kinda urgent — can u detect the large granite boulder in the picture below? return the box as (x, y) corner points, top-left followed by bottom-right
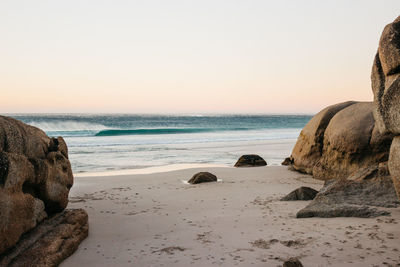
(0, 116), (74, 255)
(290, 102), (391, 180)
(234, 154), (267, 167)
(290, 101), (356, 174)
(0, 209), (88, 267)
(371, 15), (400, 200)
(313, 102), (391, 180)
(372, 15), (400, 135)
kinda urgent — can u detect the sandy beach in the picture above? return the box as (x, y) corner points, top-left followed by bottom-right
(62, 166), (400, 267)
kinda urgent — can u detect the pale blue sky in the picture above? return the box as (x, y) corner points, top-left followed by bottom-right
(1, 1), (399, 113)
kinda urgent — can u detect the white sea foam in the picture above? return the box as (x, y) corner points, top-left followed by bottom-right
(27, 121), (109, 133)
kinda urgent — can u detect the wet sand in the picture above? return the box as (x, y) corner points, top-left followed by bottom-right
(62, 166), (400, 267)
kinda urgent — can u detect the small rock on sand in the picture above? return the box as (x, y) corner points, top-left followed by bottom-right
(234, 154), (267, 167)
(281, 186), (318, 201)
(283, 257), (304, 267)
(188, 172), (217, 184)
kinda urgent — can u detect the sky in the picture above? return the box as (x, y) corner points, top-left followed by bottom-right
(1, 1), (400, 114)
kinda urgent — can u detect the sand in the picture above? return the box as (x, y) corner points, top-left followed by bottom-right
(62, 166), (400, 267)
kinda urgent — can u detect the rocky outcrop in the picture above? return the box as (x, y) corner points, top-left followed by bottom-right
(188, 172), (217, 184)
(297, 167), (399, 218)
(313, 102), (391, 180)
(290, 101), (356, 174)
(290, 102), (391, 180)
(281, 187), (318, 201)
(0, 115), (85, 264)
(234, 155), (267, 167)
(372, 16), (400, 135)
(0, 209), (88, 267)
(371, 16), (400, 200)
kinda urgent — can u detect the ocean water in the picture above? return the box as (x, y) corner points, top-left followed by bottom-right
(10, 114), (311, 174)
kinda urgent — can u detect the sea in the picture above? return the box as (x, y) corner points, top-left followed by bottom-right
(9, 114), (312, 174)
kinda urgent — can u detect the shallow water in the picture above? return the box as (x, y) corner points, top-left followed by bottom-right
(9, 114), (311, 173)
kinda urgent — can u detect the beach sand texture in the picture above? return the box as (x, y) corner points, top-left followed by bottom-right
(62, 166), (400, 267)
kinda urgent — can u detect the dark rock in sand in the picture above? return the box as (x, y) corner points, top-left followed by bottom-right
(0, 209), (88, 267)
(0, 116), (74, 254)
(281, 186), (318, 201)
(188, 172), (217, 184)
(290, 101), (356, 174)
(297, 167), (399, 218)
(234, 154), (267, 167)
(281, 157), (293, 166)
(283, 258), (304, 267)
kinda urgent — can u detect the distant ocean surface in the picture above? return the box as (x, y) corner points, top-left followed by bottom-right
(10, 114), (312, 174)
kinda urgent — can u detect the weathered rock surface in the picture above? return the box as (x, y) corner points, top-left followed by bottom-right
(372, 15), (400, 135)
(289, 102), (391, 181)
(290, 101), (356, 174)
(234, 154), (267, 167)
(313, 102), (391, 180)
(0, 209), (88, 267)
(281, 186), (318, 201)
(0, 116), (75, 255)
(283, 258), (304, 267)
(371, 16), (400, 201)
(297, 167), (399, 218)
(188, 172), (217, 184)
(389, 136), (400, 199)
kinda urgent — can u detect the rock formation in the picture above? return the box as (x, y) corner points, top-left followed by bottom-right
(297, 166), (398, 218)
(0, 209), (88, 267)
(371, 15), (400, 199)
(188, 172), (217, 184)
(234, 154), (267, 167)
(0, 116), (87, 264)
(288, 16), (400, 217)
(290, 101), (356, 174)
(290, 102), (392, 180)
(281, 186), (318, 201)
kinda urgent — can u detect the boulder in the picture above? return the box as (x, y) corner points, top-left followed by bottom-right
(234, 154), (267, 167)
(0, 116), (74, 254)
(389, 136), (400, 199)
(188, 172), (217, 184)
(372, 16), (400, 134)
(283, 258), (304, 267)
(290, 101), (356, 174)
(297, 167), (399, 218)
(281, 186), (318, 201)
(290, 102), (391, 181)
(371, 16), (400, 202)
(313, 102), (391, 180)
(0, 209), (88, 267)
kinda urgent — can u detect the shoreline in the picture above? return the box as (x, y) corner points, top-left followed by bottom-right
(63, 166), (400, 267)
(74, 163), (230, 177)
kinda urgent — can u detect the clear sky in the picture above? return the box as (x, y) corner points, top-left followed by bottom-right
(1, 1), (399, 114)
